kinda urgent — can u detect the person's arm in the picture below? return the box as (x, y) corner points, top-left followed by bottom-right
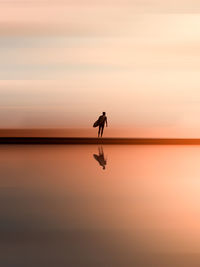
(106, 117), (108, 127)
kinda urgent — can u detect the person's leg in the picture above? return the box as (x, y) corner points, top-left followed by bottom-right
(98, 126), (101, 137)
(101, 125), (104, 137)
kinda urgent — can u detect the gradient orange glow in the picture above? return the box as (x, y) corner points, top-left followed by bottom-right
(1, 1), (200, 137)
(2, 144), (200, 261)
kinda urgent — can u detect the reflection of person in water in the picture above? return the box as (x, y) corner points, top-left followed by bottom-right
(93, 146), (107, 170)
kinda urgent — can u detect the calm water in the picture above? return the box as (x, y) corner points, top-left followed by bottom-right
(1, 145), (200, 266)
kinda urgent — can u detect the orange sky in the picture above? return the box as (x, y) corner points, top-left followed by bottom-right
(1, 1), (200, 137)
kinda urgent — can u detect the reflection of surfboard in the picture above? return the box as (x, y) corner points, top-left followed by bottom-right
(93, 120), (99, 128)
(93, 154), (99, 160)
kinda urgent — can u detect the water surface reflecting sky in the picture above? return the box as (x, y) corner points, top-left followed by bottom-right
(1, 145), (200, 266)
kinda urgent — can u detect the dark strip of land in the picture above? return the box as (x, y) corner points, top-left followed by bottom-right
(1, 137), (200, 145)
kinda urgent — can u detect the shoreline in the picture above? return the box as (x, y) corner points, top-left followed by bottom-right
(1, 137), (200, 144)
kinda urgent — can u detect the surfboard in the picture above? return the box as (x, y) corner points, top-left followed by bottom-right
(93, 120), (99, 128)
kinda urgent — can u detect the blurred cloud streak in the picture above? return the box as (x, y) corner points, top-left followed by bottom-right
(0, 1), (200, 136)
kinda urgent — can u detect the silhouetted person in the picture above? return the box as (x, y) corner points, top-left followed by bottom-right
(93, 146), (107, 170)
(97, 112), (108, 137)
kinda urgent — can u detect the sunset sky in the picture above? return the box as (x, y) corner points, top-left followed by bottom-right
(1, 0), (200, 137)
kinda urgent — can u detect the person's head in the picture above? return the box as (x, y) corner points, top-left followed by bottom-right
(102, 112), (106, 116)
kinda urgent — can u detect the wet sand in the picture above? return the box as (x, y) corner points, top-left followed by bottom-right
(2, 144), (200, 267)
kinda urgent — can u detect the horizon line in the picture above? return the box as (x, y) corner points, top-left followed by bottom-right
(1, 137), (200, 145)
